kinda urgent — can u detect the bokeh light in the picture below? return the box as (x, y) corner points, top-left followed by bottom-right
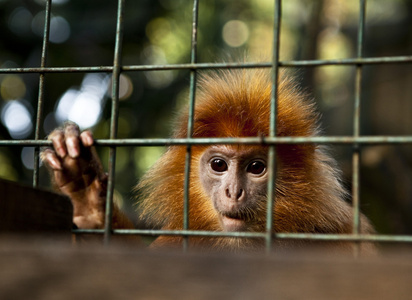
(21, 147), (34, 170)
(141, 45), (175, 88)
(49, 16), (71, 44)
(108, 74), (133, 100)
(0, 152), (17, 181)
(55, 74), (110, 129)
(1, 100), (33, 139)
(1, 75), (26, 101)
(31, 11), (46, 37)
(8, 7), (33, 36)
(222, 20), (249, 48)
(32, 12), (71, 44)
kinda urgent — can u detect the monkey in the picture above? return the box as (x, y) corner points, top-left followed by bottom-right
(41, 67), (376, 253)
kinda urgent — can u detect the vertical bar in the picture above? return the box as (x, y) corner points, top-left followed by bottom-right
(266, 0), (282, 254)
(33, 0), (52, 187)
(104, 0), (125, 245)
(352, 0), (367, 255)
(182, 0), (199, 252)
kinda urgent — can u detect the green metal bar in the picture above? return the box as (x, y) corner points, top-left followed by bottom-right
(104, 0), (125, 246)
(351, 0), (367, 257)
(74, 228), (267, 238)
(182, 0), (199, 252)
(33, 0), (52, 187)
(0, 66), (113, 74)
(2, 55), (412, 74)
(1, 135), (412, 147)
(266, 0), (282, 254)
(90, 136), (412, 146)
(72, 228), (412, 244)
(124, 56), (412, 68)
(276, 233), (412, 243)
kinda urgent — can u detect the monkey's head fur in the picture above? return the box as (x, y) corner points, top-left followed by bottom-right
(136, 68), (374, 252)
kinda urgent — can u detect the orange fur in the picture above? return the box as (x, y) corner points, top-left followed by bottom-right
(136, 68), (375, 252)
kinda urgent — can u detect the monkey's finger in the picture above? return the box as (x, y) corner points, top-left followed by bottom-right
(41, 149), (62, 170)
(63, 123), (82, 158)
(48, 129), (67, 158)
(80, 130), (94, 147)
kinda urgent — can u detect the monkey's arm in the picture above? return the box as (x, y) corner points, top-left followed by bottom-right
(41, 122), (134, 230)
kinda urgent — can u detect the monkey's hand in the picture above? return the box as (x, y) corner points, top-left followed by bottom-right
(41, 121), (107, 229)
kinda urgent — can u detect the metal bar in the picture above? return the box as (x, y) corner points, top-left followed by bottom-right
(91, 136), (412, 145)
(2, 55), (412, 74)
(91, 136), (412, 146)
(1, 135), (412, 147)
(276, 233), (412, 243)
(72, 228), (412, 244)
(126, 56), (412, 68)
(0, 66), (114, 74)
(33, 0), (52, 187)
(351, 0), (367, 257)
(74, 228), (267, 238)
(182, 0), (200, 252)
(265, 0), (282, 254)
(103, 0), (125, 246)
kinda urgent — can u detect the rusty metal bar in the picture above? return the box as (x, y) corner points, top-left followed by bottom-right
(72, 228), (412, 245)
(2, 55), (412, 74)
(33, 0), (52, 187)
(351, 0), (367, 256)
(103, 0), (125, 246)
(181, 0), (200, 252)
(266, 0), (282, 254)
(1, 135), (412, 147)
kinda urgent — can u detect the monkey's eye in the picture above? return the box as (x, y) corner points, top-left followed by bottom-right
(210, 159), (228, 172)
(247, 161), (266, 175)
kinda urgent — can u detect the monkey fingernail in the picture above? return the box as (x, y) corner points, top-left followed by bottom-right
(51, 134), (67, 158)
(84, 137), (93, 147)
(56, 146), (67, 158)
(49, 156), (62, 170)
(68, 147), (79, 158)
(66, 139), (80, 158)
(81, 132), (94, 147)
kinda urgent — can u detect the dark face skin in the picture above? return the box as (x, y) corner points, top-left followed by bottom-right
(199, 145), (268, 232)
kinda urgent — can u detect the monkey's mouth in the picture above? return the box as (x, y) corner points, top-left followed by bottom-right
(221, 211), (245, 220)
(219, 211), (249, 232)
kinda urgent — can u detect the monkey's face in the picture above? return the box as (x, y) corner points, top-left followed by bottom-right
(199, 145), (268, 232)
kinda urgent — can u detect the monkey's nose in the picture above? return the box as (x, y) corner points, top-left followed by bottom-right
(226, 188), (243, 201)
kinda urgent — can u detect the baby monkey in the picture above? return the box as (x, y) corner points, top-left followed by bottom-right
(42, 68), (375, 252)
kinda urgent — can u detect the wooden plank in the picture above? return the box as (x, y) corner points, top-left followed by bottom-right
(0, 241), (411, 300)
(0, 179), (73, 233)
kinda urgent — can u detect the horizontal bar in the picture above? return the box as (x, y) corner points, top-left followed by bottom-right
(74, 228), (267, 239)
(276, 233), (412, 244)
(1, 55), (412, 74)
(0, 140), (52, 146)
(279, 55), (412, 67)
(2, 136), (412, 147)
(72, 228), (412, 244)
(0, 66), (114, 74)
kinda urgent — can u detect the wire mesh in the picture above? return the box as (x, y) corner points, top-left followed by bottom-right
(1, 0), (412, 251)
